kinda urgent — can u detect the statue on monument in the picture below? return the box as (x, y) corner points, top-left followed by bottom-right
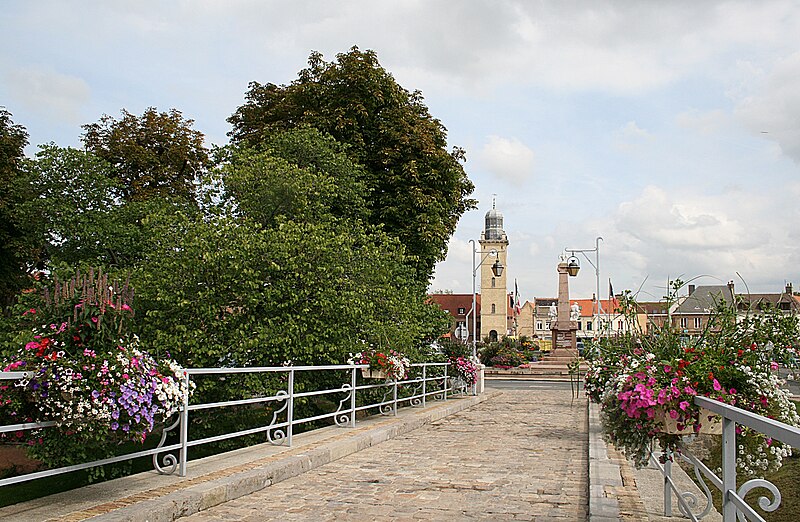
(548, 303), (557, 321)
(570, 302), (580, 321)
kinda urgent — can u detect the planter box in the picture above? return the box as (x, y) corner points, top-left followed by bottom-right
(361, 368), (388, 380)
(660, 407), (722, 435)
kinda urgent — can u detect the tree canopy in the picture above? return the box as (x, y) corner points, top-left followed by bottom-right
(82, 107), (209, 203)
(1, 49), (460, 379)
(0, 108), (33, 309)
(228, 47), (475, 279)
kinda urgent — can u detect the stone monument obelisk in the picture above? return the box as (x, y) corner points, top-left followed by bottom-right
(550, 257), (579, 357)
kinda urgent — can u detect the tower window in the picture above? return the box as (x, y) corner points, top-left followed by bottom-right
(491, 304), (496, 314)
(491, 278), (496, 288)
(458, 307), (465, 314)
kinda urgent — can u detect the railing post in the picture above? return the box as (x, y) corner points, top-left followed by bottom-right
(179, 370), (190, 477)
(721, 416), (737, 521)
(663, 448), (672, 516)
(443, 364), (448, 401)
(350, 367), (357, 428)
(287, 369), (295, 446)
(422, 364), (427, 407)
(393, 378), (398, 416)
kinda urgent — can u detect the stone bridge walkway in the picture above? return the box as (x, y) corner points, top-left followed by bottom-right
(184, 389), (588, 521)
(0, 386), (712, 521)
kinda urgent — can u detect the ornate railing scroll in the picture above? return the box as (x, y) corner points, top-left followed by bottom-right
(334, 384), (353, 426)
(655, 396), (800, 521)
(266, 390), (290, 445)
(152, 414), (182, 475)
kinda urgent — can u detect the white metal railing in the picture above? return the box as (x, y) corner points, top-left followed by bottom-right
(653, 396), (800, 521)
(0, 362), (470, 488)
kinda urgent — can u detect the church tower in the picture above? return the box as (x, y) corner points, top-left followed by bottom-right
(479, 198), (509, 342)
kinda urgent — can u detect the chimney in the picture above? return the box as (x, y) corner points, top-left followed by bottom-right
(787, 282), (793, 295)
(688, 284), (695, 295)
(727, 281), (735, 296)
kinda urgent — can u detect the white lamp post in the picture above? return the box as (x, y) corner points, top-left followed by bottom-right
(565, 236), (604, 337)
(468, 239), (504, 359)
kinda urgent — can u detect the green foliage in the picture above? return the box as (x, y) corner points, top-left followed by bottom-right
(436, 338), (472, 360)
(82, 107), (209, 203)
(217, 137), (367, 228)
(0, 108), (33, 310)
(133, 211), (449, 381)
(228, 47), (475, 279)
(17, 145), (122, 267)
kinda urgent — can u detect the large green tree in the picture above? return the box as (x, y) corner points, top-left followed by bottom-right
(0, 108), (34, 309)
(228, 47), (475, 280)
(82, 107), (209, 203)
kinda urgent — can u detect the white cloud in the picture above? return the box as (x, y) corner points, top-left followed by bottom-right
(676, 109), (729, 134)
(607, 185), (800, 293)
(613, 121), (653, 151)
(5, 66), (90, 124)
(479, 135), (535, 183)
(734, 51), (800, 163)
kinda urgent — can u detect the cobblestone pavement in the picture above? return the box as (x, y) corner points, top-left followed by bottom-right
(182, 390), (589, 521)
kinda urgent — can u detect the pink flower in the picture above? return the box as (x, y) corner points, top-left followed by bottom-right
(770, 361), (779, 370)
(712, 379), (722, 392)
(664, 365), (672, 373)
(669, 409), (679, 419)
(679, 401), (690, 411)
(121, 304), (132, 312)
(729, 388), (737, 395)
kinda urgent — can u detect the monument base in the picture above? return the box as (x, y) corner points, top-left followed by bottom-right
(551, 326), (578, 357)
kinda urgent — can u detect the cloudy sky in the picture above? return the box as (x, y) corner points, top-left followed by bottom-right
(3, 1), (800, 302)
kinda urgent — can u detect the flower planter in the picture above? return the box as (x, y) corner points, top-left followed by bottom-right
(361, 368), (389, 380)
(659, 407), (722, 435)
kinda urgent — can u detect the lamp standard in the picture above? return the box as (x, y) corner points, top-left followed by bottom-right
(468, 239), (504, 359)
(564, 236), (603, 337)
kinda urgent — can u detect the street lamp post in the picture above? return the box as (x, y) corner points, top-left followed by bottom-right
(469, 239), (504, 360)
(564, 236), (604, 337)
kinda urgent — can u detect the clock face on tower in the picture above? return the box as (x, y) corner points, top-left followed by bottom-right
(489, 249), (497, 257)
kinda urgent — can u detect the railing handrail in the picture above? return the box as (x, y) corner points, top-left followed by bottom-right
(185, 362), (449, 375)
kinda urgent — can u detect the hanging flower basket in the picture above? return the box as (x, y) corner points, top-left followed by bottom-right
(348, 348), (410, 381)
(658, 407), (722, 435)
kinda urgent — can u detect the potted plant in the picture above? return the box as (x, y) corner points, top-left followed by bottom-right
(585, 284), (800, 476)
(348, 349), (410, 380)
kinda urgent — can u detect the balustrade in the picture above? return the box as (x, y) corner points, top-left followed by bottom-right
(0, 362), (465, 487)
